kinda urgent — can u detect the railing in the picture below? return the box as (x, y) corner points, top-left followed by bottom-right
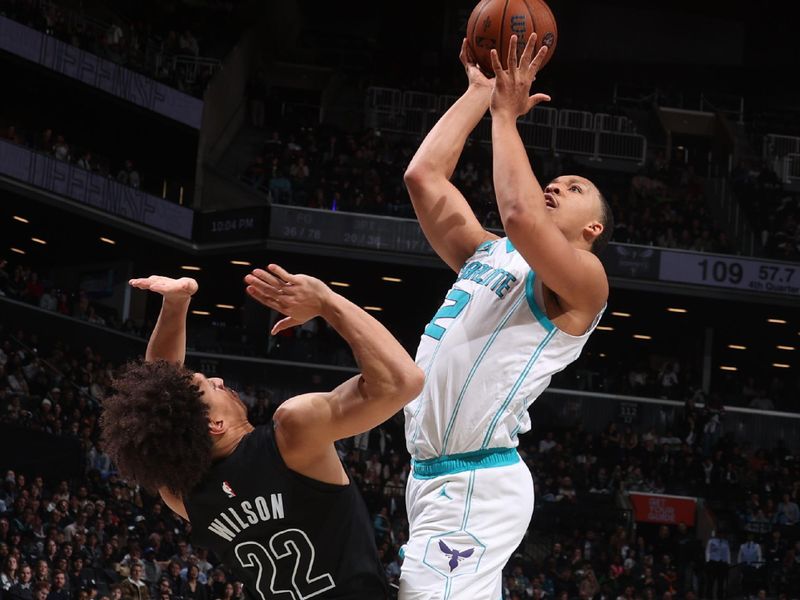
(594, 112), (637, 134)
(763, 133), (800, 159)
(40, 0), (114, 43)
(557, 109), (594, 130)
(365, 87), (647, 164)
(537, 388), (800, 452)
(762, 135), (800, 184)
(780, 153), (800, 184)
(612, 83), (745, 124)
(155, 53), (222, 89)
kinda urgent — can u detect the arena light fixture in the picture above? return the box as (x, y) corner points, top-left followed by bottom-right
(599, 353), (607, 358)
(215, 304), (235, 310)
(611, 312), (631, 317)
(181, 265), (202, 271)
(596, 326), (614, 331)
(31, 237), (47, 245)
(767, 318), (787, 324)
(667, 308), (687, 313)
(363, 306), (383, 312)
(230, 260), (251, 266)
(728, 344), (747, 350)
(10, 247), (25, 255)
(191, 310), (211, 316)
(12, 215), (29, 223)
(100, 237), (116, 245)
(633, 334), (652, 340)
(719, 366), (737, 372)
(329, 282), (351, 288)
(382, 277), (403, 283)
(772, 363), (791, 369)
(777, 345), (795, 351)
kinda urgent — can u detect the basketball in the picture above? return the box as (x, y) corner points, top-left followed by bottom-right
(466, 0), (558, 75)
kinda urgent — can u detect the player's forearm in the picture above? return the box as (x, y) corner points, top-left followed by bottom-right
(145, 297), (190, 364)
(491, 114), (547, 228)
(320, 293), (423, 403)
(405, 85), (491, 181)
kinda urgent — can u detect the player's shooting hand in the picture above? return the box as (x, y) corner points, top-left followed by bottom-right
(489, 33), (551, 119)
(244, 264), (334, 335)
(460, 38), (493, 90)
(129, 276), (198, 301)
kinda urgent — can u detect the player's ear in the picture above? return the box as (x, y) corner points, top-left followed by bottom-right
(583, 221), (603, 245)
(208, 419), (226, 436)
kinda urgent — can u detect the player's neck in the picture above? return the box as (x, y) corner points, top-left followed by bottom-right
(211, 420), (255, 460)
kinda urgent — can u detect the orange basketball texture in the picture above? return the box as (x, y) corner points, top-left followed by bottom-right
(466, 0), (558, 76)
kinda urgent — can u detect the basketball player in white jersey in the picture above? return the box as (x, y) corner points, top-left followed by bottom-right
(398, 34), (612, 599)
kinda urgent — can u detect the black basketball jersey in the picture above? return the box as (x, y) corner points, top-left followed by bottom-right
(184, 423), (388, 600)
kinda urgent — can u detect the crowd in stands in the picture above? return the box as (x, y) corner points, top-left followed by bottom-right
(730, 161), (800, 261)
(0, 121), (181, 205)
(505, 414), (800, 600)
(240, 127), (416, 220)
(1, 319), (800, 599)
(0, 260), (145, 338)
(608, 154), (733, 255)
(238, 124), (734, 255)
(0, 0), (239, 96)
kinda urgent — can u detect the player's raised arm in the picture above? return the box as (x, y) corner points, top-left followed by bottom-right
(403, 39), (499, 272)
(245, 266), (424, 447)
(129, 276), (198, 364)
(488, 35), (608, 316)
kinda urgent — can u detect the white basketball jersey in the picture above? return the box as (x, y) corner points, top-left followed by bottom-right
(404, 238), (604, 460)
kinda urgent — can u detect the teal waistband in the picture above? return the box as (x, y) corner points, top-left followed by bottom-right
(411, 447), (520, 479)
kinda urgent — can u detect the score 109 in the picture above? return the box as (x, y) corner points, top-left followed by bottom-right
(697, 258), (796, 286)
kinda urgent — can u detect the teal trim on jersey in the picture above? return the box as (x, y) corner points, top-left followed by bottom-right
(474, 240), (496, 255)
(506, 238), (516, 253)
(509, 402), (529, 439)
(409, 324), (454, 450)
(460, 470), (477, 530)
(410, 287), (463, 449)
(398, 546), (406, 560)
(481, 328), (557, 448)
(525, 271), (556, 333)
(444, 578), (452, 600)
(411, 448), (520, 479)
(440, 293), (526, 453)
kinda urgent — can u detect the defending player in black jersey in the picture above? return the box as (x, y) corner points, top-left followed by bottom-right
(100, 265), (424, 600)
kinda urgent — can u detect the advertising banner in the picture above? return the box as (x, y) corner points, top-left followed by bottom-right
(629, 492), (697, 526)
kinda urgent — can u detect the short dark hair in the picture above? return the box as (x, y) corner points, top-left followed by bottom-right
(101, 360), (213, 497)
(592, 190), (614, 255)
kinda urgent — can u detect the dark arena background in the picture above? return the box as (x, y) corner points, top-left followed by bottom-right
(1, 0), (799, 599)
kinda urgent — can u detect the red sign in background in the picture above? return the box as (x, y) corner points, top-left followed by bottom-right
(629, 492), (697, 526)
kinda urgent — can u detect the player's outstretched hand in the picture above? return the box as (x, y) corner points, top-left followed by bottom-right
(489, 33), (551, 119)
(460, 37), (493, 89)
(244, 264), (334, 335)
(129, 275), (198, 300)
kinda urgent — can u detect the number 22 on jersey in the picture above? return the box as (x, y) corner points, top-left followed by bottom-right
(236, 529), (335, 599)
(424, 289), (472, 340)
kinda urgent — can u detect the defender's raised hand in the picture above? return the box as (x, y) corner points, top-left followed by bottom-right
(129, 276), (198, 300)
(489, 33), (551, 119)
(245, 264), (334, 334)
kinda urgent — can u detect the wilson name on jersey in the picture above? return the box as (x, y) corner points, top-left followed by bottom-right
(184, 423), (388, 600)
(405, 238), (603, 459)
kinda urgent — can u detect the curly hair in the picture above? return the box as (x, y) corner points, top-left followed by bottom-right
(100, 360), (213, 497)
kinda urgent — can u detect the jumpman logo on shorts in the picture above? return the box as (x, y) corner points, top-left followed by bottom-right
(438, 483), (453, 500)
